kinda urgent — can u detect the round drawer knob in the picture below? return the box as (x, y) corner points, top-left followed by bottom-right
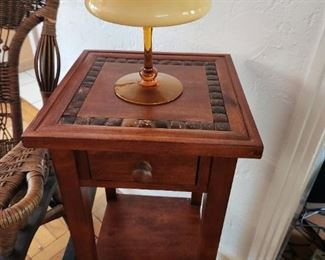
(132, 161), (152, 182)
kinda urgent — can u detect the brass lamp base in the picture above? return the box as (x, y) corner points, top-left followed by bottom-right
(114, 72), (183, 105)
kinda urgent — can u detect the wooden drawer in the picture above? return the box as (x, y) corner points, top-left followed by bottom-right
(87, 152), (198, 187)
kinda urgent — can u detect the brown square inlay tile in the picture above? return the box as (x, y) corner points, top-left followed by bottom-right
(61, 55), (231, 131)
(78, 62), (213, 122)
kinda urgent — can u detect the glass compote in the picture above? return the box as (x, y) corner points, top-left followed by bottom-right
(85, 0), (212, 105)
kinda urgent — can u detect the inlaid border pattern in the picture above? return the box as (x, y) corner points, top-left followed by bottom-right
(60, 56), (230, 131)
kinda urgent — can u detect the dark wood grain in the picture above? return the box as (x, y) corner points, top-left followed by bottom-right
(197, 156), (212, 192)
(74, 151), (90, 180)
(199, 157), (237, 259)
(79, 62), (213, 123)
(88, 151), (198, 186)
(97, 194), (201, 259)
(191, 157), (211, 206)
(50, 150), (97, 260)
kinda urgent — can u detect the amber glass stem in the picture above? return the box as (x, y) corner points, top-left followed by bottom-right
(140, 26), (157, 87)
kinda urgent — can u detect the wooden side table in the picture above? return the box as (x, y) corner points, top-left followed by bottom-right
(23, 51), (263, 260)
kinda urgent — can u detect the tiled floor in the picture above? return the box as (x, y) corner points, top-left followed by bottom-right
(19, 69), (43, 110)
(26, 188), (107, 260)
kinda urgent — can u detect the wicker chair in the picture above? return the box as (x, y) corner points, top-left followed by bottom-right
(0, 0), (61, 258)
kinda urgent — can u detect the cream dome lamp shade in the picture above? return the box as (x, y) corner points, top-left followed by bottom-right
(85, 0), (212, 105)
(85, 0), (212, 27)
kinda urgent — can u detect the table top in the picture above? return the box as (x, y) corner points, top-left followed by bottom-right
(22, 50), (263, 158)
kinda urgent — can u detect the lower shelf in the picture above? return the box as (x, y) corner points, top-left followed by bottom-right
(97, 194), (201, 259)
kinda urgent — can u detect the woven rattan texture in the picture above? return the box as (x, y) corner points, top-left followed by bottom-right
(0, 0), (45, 157)
(0, 0), (45, 29)
(0, 0), (60, 257)
(0, 0), (45, 62)
(61, 56), (231, 131)
(0, 0), (59, 157)
(0, 142), (46, 256)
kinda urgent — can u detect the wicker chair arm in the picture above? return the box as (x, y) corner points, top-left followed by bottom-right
(0, 143), (46, 229)
(0, 171), (44, 229)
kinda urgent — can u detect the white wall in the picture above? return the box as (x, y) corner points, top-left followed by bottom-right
(57, 1), (325, 259)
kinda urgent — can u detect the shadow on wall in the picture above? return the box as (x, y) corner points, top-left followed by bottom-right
(218, 58), (305, 259)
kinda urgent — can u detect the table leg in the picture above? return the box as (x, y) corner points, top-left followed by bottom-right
(51, 150), (97, 260)
(105, 188), (117, 201)
(191, 192), (202, 206)
(199, 157), (237, 259)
